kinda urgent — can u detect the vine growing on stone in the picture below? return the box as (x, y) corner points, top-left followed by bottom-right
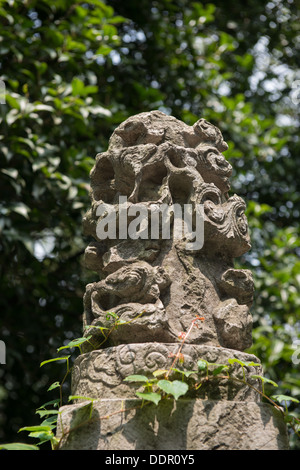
(0, 313), (299, 450)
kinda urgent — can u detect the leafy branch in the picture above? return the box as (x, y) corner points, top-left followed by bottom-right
(0, 310), (143, 450)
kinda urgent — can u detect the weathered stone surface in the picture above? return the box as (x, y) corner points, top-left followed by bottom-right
(57, 111), (289, 450)
(71, 343), (263, 402)
(57, 399), (289, 450)
(82, 110), (253, 352)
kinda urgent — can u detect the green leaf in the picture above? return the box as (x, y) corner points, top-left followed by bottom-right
(212, 365), (229, 376)
(57, 336), (92, 351)
(157, 380), (189, 400)
(35, 409), (59, 418)
(106, 311), (119, 321)
(1, 168), (18, 179)
(47, 381), (60, 391)
(10, 203), (30, 219)
(152, 369), (169, 378)
(83, 85), (98, 95)
(96, 45), (112, 56)
(227, 358), (244, 366)
(33, 104), (54, 113)
(37, 399), (60, 409)
(87, 104), (111, 116)
(271, 395), (300, 404)
(228, 358), (260, 367)
(68, 395), (95, 402)
(5, 93), (21, 110)
(40, 356), (70, 367)
(18, 425), (54, 433)
(28, 431), (54, 443)
(123, 375), (149, 383)
(136, 391), (161, 405)
(197, 359), (208, 371)
(243, 361), (261, 367)
(0, 443), (39, 450)
(84, 325), (109, 332)
(284, 414), (296, 424)
(18, 426), (55, 443)
(251, 375), (278, 387)
(40, 416), (58, 427)
(171, 368), (197, 378)
(71, 77), (84, 95)
(108, 15), (126, 24)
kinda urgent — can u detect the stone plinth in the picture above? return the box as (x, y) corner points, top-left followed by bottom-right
(57, 398), (289, 450)
(56, 343), (289, 450)
(71, 344), (262, 402)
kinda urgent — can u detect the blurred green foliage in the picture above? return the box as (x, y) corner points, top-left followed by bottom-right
(0, 0), (299, 448)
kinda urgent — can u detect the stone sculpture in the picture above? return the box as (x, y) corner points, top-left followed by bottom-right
(82, 110), (253, 352)
(57, 111), (289, 450)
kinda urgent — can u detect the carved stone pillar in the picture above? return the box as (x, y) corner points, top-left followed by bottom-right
(57, 111), (289, 450)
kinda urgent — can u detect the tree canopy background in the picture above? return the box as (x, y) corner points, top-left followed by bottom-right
(0, 0), (299, 448)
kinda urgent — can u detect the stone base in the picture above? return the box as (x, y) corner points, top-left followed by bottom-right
(71, 343), (264, 402)
(57, 343), (289, 450)
(56, 398), (289, 450)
